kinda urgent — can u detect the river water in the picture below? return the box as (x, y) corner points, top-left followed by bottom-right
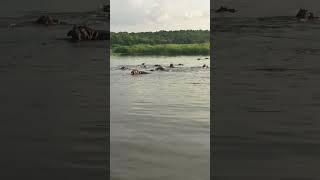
(111, 56), (210, 180)
(213, 1), (320, 179)
(0, 1), (109, 179)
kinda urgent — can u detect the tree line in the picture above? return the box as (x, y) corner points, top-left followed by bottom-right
(111, 30), (210, 47)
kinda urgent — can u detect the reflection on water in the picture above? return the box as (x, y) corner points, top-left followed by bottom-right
(213, 2), (320, 178)
(111, 56), (210, 180)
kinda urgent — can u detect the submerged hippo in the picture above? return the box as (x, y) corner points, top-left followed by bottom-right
(203, 64), (209, 68)
(120, 66), (128, 70)
(215, 6), (236, 13)
(169, 64), (175, 68)
(131, 69), (150, 75)
(67, 25), (109, 41)
(296, 9), (318, 20)
(35, 16), (60, 25)
(155, 65), (166, 71)
(140, 63), (147, 68)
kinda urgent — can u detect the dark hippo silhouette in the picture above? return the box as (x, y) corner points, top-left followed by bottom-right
(178, 63), (184, 66)
(140, 63), (147, 68)
(155, 65), (166, 71)
(296, 9), (308, 18)
(215, 6), (236, 13)
(131, 69), (150, 75)
(203, 64), (209, 68)
(120, 66), (128, 70)
(35, 16), (61, 25)
(169, 64), (175, 68)
(296, 9), (318, 20)
(67, 25), (109, 41)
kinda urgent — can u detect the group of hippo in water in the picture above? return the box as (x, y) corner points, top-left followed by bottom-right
(34, 4), (109, 41)
(215, 6), (319, 21)
(35, 15), (109, 41)
(120, 63), (209, 76)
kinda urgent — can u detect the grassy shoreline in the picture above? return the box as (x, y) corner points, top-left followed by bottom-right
(111, 30), (210, 56)
(111, 43), (210, 56)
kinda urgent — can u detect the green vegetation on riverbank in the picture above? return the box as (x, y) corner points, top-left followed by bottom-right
(111, 30), (210, 56)
(112, 43), (209, 56)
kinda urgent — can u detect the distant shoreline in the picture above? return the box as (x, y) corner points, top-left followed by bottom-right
(111, 43), (210, 56)
(111, 30), (210, 56)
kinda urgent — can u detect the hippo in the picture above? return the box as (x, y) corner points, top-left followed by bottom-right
(155, 65), (166, 71)
(131, 69), (150, 75)
(203, 64), (209, 68)
(140, 63), (146, 68)
(169, 64), (175, 68)
(215, 6), (236, 13)
(296, 9), (318, 20)
(67, 25), (109, 41)
(178, 63), (184, 66)
(120, 66), (128, 70)
(35, 16), (60, 25)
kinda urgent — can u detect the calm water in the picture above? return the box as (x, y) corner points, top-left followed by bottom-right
(1, 0), (107, 17)
(0, 2), (108, 179)
(213, 1), (320, 179)
(111, 56), (210, 180)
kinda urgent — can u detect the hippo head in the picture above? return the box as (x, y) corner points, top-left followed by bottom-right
(296, 8), (308, 18)
(131, 69), (139, 75)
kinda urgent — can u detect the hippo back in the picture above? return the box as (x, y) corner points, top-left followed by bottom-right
(296, 9), (308, 18)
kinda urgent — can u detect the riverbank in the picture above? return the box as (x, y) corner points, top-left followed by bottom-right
(111, 43), (210, 56)
(111, 30), (210, 56)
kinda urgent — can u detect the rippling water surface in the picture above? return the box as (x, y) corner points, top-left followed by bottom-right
(0, 6), (108, 179)
(213, 1), (320, 179)
(111, 56), (210, 180)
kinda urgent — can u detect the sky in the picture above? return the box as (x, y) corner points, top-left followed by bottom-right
(111, 0), (210, 32)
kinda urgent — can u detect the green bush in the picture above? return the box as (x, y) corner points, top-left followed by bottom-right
(113, 43), (210, 56)
(111, 30), (210, 47)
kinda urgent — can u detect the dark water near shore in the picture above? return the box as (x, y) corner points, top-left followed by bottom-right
(111, 56), (210, 180)
(213, 1), (320, 179)
(1, 0), (107, 17)
(0, 2), (108, 179)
